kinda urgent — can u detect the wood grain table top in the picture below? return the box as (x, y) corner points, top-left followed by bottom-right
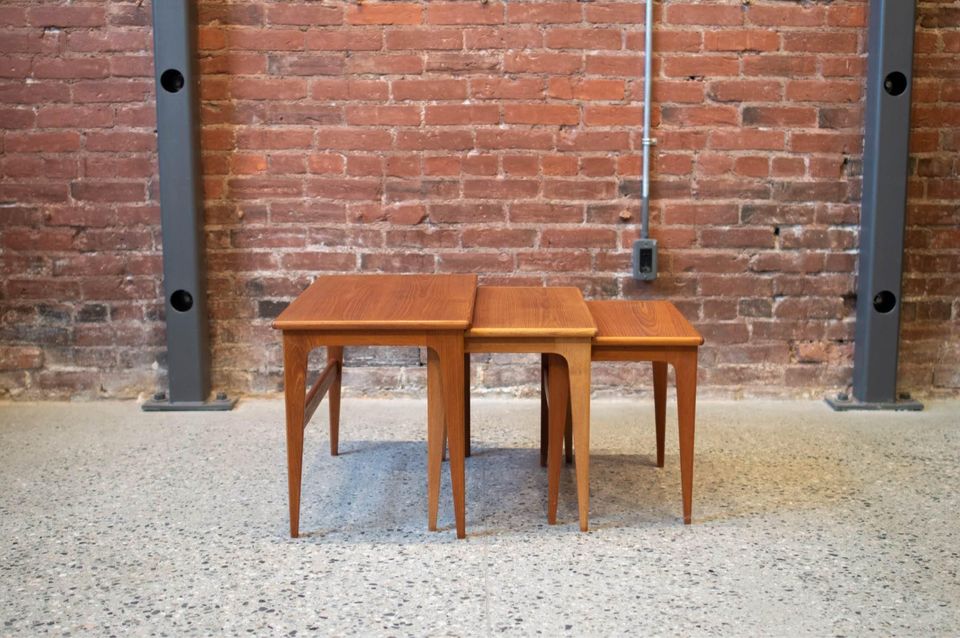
(467, 287), (597, 338)
(272, 274), (478, 331)
(587, 300), (703, 346)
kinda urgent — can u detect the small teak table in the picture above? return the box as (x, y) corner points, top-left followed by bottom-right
(543, 300), (703, 524)
(440, 286), (598, 531)
(272, 274), (477, 539)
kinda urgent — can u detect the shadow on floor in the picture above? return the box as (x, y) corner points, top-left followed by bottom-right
(293, 438), (858, 542)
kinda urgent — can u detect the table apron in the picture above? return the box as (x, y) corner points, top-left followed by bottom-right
(591, 345), (699, 364)
(466, 337), (592, 355)
(282, 330), (461, 350)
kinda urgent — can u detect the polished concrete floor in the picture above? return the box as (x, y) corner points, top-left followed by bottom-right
(1, 398), (958, 636)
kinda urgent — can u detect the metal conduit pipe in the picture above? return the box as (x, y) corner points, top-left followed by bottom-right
(633, 0), (658, 281)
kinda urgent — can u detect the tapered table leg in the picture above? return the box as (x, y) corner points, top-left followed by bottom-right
(652, 360), (667, 468)
(426, 348), (444, 531)
(464, 353), (471, 458)
(540, 354), (549, 468)
(433, 333), (467, 539)
(327, 346), (344, 456)
(283, 336), (308, 538)
(565, 347), (592, 532)
(546, 354), (569, 524)
(674, 349), (698, 524)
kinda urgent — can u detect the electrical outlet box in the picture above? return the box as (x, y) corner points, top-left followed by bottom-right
(632, 238), (658, 281)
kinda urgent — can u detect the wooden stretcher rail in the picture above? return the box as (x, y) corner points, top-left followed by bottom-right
(304, 360), (339, 430)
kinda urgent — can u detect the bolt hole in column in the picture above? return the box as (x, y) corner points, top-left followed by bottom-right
(160, 68), (185, 93)
(873, 290), (896, 314)
(883, 71), (907, 96)
(170, 289), (194, 313)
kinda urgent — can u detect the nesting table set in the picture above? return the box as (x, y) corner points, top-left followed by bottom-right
(273, 274), (703, 539)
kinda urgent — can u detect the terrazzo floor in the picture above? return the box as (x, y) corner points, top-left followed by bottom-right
(1, 398), (958, 636)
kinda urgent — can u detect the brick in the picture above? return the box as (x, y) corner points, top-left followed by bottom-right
(199, 4), (263, 26)
(518, 251), (591, 272)
(3, 156), (78, 180)
(664, 56), (740, 78)
(0, 107), (36, 129)
(477, 129), (555, 150)
(542, 228), (617, 248)
(315, 128), (392, 150)
(306, 178), (381, 201)
(471, 78), (544, 100)
(72, 80), (152, 103)
(504, 52), (581, 74)
(545, 29), (622, 50)
(237, 128), (313, 150)
(465, 27), (542, 49)
(438, 252), (514, 273)
(786, 81), (861, 103)
(667, 4), (743, 26)
(311, 79), (389, 101)
(28, 5), (105, 27)
(440, 56), (498, 80)
(266, 5), (342, 26)
(783, 32), (859, 54)
(85, 131), (155, 153)
(424, 105), (499, 126)
(232, 78), (308, 100)
(585, 54), (643, 76)
(385, 29), (462, 50)
(659, 105), (738, 127)
(586, 3), (645, 24)
(395, 130), (473, 151)
(542, 156), (579, 176)
(462, 228), (536, 248)
(430, 203), (504, 224)
(66, 30), (149, 53)
(360, 253), (435, 273)
(346, 105), (421, 126)
(269, 54), (345, 77)
(305, 30), (382, 51)
(747, 4), (825, 27)
(557, 130), (630, 151)
(544, 180), (617, 200)
(426, 2), (504, 25)
(507, 3), (582, 24)
(547, 78), (625, 101)
(743, 106), (816, 127)
(464, 179), (539, 199)
(708, 80), (782, 102)
(32, 58), (110, 79)
(425, 156), (463, 175)
(509, 203), (583, 224)
(704, 30), (780, 52)
(6, 131), (81, 153)
(346, 3), (421, 25)
(504, 104), (579, 125)
(392, 79), (467, 100)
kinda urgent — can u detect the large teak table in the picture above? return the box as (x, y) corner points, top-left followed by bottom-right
(272, 274), (477, 539)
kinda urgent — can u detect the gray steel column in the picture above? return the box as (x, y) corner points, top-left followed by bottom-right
(828, 0), (921, 411)
(143, 0), (233, 411)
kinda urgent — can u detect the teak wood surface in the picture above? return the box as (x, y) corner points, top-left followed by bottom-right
(273, 274), (478, 331)
(273, 274), (477, 540)
(588, 300), (703, 346)
(468, 286), (598, 338)
(443, 286), (597, 531)
(543, 300), (704, 525)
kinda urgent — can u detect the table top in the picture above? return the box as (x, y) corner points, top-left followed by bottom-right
(272, 274), (478, 331)
(587, 300), (703, 346)
(467, 287), (597, 338)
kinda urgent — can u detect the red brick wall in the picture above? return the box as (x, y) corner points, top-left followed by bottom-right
(1, 1), (957, 400)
